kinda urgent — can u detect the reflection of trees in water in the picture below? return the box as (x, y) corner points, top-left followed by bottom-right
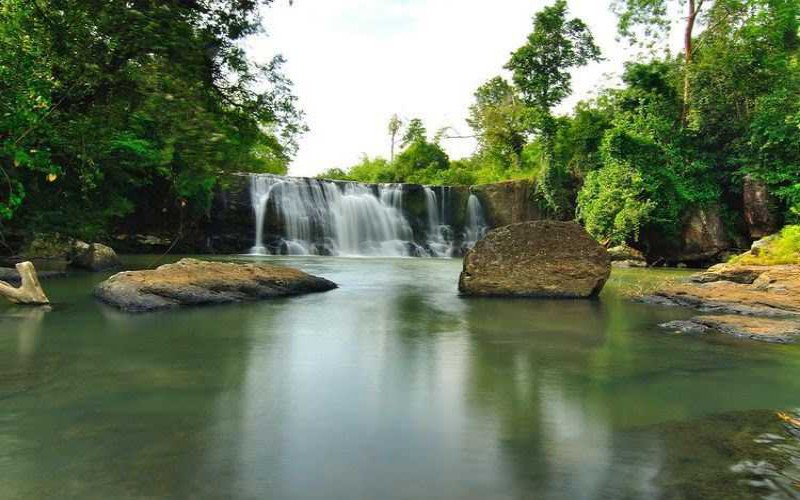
(0, 306), (49, 361)
(0, 303), (260, 498)
(0, 306), (50, 402)
(634, 409), (800, 499)
(460, 297), (667, 498)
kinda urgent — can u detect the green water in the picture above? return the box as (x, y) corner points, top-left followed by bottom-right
(1, 256), (799, 499)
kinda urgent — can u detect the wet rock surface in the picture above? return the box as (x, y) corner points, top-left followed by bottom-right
(458, 221), (610, 298)
(647, 263), (800, 343)
(95, 258), (338, 312)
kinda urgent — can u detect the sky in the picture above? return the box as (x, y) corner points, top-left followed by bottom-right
(247, 0), (659, 177)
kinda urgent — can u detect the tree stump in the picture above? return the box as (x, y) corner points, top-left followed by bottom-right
(0, 262), (50, 305)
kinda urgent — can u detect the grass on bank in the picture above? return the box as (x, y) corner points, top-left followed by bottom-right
(729, 225), (800, 266)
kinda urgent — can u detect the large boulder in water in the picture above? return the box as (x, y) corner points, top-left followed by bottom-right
(69, 241), (122, 271)
(458, 221), (611, 298)
(95, 258), (337, 312)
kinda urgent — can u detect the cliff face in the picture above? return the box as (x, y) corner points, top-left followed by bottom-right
(470, 179), (545, 228)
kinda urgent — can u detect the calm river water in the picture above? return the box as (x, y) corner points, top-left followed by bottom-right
(1, 256), (799, 499)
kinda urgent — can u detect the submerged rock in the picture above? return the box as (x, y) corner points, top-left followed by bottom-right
(659, 320), (711, 335)
(95, 258), (337, 312)
(660, 316), (800, 343)
(458, 221), (610, 298)
(69, 241), (122, 271)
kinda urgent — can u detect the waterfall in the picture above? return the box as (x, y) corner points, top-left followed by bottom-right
(250, 175), (418, 257)
(424, 187), (455, 257)
(464, 194), (488, 249)
(249, 174), (490, 257)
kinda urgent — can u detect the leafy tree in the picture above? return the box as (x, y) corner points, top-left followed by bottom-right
(577, 61), (719, 244)
(553, 100), (613, 178)
(689, 0), (800, 218)
(401, 118), (427, 148)
(506, 0), (601, 214)
(0, 0), (302, 241)
(611, 0), (742, 122)
(395, 141), (450, 183)
(467, 77), (529, 170)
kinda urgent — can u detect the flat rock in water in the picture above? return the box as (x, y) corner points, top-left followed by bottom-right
(95, 258), (337, 312)
(647, 264), (800, 317)
(648, 263), (800, 343)
(458, 221), (611, 298)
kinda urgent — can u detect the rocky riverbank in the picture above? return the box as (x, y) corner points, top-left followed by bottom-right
(646, 263), (800, 343)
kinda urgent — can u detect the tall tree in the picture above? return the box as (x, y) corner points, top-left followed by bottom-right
(506, 0), (601, 213)
(612, 0), (723, 122)
(388, 114), (403, 162)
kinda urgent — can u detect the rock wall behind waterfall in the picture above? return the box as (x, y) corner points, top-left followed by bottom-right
(109, 172), (760, 264)
(111, 174), (546, 255)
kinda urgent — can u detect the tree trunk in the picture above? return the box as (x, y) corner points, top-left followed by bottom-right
(682, 0), (699, 124)
(0, 262), (50, 305)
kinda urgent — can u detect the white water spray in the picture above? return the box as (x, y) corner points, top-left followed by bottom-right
(249, 175), (488, 257)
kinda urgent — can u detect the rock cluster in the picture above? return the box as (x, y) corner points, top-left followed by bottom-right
(648, 263), (800, 343)
(458, 221), (610, 298)
(95, 258), (337, 312)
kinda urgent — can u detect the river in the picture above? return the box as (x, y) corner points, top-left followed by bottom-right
(1, 256), (799, 499)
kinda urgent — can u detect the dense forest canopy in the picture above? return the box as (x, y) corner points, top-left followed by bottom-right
(1, 0), (798, 252)
(322, 0), (799, 246)
(0, 0), (302, 244)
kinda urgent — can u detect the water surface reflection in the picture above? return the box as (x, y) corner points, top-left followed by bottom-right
(0, 257), (798, 498)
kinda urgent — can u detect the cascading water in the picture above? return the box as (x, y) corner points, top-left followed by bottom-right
(249, 174), (490, 258)
(424, 187), (455, 257)
(250, 175), (417, 257)
(464, 194), (489, 248)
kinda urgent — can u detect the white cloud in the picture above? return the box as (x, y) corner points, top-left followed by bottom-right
(247, 0), (672, 177)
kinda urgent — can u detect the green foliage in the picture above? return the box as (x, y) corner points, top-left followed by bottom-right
(395, 141), (450, 183)
(505, 0), (601, 215)
(401, 118), (427, 148)
(467, 77), (529, 168)
(506, 0), (602, 113)
(553, 101), (613, 178)
(577, 61), (720, 244)
(319, 156), (394, 184)
(729, 225), (800, 265)
(702, 0), (800, 220)
(0, 0), (302, 241)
